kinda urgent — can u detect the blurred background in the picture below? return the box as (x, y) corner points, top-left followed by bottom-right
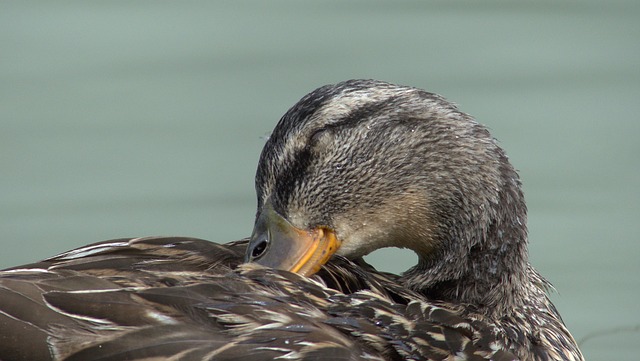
(1, 1), (638, 359)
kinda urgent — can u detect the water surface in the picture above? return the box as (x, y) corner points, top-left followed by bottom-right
(2, 2), (639, 359)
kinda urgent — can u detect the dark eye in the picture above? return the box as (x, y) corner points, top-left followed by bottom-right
(250, 239), (268, 260)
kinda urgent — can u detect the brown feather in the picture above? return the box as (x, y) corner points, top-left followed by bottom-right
(1, 236), (517, 360)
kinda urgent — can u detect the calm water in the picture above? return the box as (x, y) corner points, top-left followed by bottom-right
(2, 1), (639, 359)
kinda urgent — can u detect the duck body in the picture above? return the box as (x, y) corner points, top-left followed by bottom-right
(1, 80), (583, 360)
(0, 236), (516, 360)
(0, 237), (245, 360)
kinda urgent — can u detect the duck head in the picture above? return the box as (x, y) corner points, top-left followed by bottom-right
(246, 80), (528, 301)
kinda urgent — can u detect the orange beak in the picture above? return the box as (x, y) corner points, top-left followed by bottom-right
(245, 201), (341, 277)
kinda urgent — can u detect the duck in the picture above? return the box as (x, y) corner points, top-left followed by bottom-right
(0, 79), (583, 361)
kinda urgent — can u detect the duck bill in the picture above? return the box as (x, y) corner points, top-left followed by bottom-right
(246, 202), (341, 277)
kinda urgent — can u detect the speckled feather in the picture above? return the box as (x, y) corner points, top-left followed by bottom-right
(255, 80), (583, 360)
(1, 236), (517, 361)
(1, 80), (582, 361)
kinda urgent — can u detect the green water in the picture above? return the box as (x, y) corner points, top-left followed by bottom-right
(2, 1), (639, 359)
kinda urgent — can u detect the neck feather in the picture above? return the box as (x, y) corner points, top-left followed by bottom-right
(401, 152), (534, 315)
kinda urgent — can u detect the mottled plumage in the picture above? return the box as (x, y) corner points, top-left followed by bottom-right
(1, 80), (582, 361)
(1, 236), (515, 360)
(250, 80), (583, 360)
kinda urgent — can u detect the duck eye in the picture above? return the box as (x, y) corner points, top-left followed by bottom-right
(310, 128), (326, 143)
(309, 128), (332, 149)
(250, 239), (269, 260)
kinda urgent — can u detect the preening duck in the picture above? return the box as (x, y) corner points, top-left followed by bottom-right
(0, 80), (583, 361)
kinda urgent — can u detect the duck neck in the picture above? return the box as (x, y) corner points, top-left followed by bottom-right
(402, 167), (534, 316)
(411, 227), (531, 316)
